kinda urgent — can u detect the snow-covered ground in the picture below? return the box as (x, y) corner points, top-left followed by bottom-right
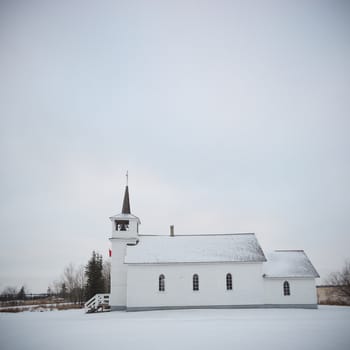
(1, 306), (349, 350)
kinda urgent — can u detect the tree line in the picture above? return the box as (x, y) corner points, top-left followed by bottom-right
(0, 251), (110, 304)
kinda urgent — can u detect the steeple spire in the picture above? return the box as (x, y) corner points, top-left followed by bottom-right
(122, 171), (131, 214)
(122, 186), (131, 214)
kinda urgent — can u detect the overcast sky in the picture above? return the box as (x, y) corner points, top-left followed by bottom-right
(0, 0), (349, 292)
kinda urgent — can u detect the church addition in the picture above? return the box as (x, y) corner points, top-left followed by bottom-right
(106, 184), (319, 311)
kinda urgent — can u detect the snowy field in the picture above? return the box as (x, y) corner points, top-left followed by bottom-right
(1, 306), (350, 350)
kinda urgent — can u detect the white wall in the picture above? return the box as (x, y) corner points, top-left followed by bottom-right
(109, 215), (139, 308)
(126, 262), (265, 308)
(110, 239), (135, 307)
(263, 278), (317, 305)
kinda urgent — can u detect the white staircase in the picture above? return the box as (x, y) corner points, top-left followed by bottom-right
(84, 294), (111, 313)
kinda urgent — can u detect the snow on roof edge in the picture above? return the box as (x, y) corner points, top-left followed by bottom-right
(263, 250), (319, 278)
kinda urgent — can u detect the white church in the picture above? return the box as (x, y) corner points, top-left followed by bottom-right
(91, 184), (319, 312)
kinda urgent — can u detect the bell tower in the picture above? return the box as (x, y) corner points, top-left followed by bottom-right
(109, 176), (140, 310)
(110, 185), (140, 240)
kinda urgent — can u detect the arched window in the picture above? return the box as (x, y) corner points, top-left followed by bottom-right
(283, 281), (290, 296)
(226, 273), (232, 290)
(159, 274), (165, 292)
(193, 274), (199, 291)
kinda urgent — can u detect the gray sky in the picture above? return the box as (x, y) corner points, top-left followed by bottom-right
(0, 0), (349, 292)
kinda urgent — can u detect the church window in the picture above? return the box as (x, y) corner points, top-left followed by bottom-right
(159, 274), (165, 292)
(283, 281), (290, 296)
(193, 274), (199, 291)
(226, 273), (232, 290)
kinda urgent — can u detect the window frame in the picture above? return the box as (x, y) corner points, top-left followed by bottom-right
(193, 274), (199, 291)
(226, 273), (232, 290)
(158, 274), (165, 292)
(283, 281), (290, 296)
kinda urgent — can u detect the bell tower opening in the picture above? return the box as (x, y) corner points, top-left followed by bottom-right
(115, 220), (129, 231)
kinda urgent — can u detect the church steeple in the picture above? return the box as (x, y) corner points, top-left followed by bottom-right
(121, 186), (131, 214)
(109, 174), (140, 310)
(110, 173), (140, 238)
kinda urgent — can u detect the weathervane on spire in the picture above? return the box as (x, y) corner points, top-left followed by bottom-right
(126, 170), (128, 186)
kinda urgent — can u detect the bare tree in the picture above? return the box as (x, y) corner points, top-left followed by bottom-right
(63, 263), (76, 293)
(51, 279), (63, 297)
(51, 263), (86, 304)
(0, 286), (18, 301)
(326, 260), (350, 299)
(73, 264), (85, 304)
(62, 263), (86, 304)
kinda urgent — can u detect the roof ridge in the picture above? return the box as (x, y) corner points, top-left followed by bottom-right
(274, 249), (305, 252)
(139, 233), (255, 237)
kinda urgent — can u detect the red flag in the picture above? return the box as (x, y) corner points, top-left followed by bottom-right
(109, 249), (112, 257)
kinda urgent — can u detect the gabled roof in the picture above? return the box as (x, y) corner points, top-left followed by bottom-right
(263, 250), (319, 278)
(125, 233), (266, 264)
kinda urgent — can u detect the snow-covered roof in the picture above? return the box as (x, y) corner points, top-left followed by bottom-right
(263, 250), (319, 278)
(125, 233), (266, 264)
